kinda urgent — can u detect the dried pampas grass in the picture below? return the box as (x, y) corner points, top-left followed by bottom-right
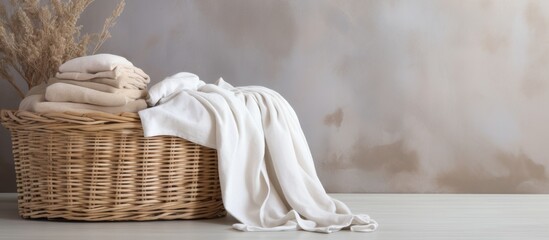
(0, 0), (125, 98)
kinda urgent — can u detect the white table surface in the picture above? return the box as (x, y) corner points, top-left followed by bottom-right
(1, 193), (548, 240)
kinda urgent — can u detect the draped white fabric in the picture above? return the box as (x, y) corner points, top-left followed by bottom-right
(138, 73), (378, 233)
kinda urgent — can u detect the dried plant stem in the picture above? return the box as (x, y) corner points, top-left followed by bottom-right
(0, 0), (125, 98)
(93, 0), (125, 54)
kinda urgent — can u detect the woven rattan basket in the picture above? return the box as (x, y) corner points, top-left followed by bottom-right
(0, 110), (225, 221)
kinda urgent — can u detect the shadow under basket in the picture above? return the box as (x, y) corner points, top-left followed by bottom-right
(0, 110), (225, 221)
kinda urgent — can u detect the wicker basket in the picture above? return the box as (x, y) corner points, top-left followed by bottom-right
(0, 110), (225, 221)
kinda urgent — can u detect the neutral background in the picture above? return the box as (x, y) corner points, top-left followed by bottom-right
(2, 0), (549, 193)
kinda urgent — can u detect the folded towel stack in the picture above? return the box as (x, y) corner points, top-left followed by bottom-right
(19, 54), (149, 114)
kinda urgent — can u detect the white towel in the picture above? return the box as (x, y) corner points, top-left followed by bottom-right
(138, 73), (378, 233)
(146, 72), (204, 106)
(45, 83), (130, 107)
(59, 53), (133, 73)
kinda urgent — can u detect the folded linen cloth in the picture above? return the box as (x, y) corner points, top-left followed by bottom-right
(56, 66), (150, 82)
(55, 75), (147, 90)
(20, 94), (147, 114)
(48, 78), (147, 99)
(59, 53), (133, 73)
(138, 73), (378, 233)
(45, 83), (130, 107)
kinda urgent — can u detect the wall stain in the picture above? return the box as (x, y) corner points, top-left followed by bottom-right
(482, 34), (507, 54)
(336, 56), (351, 76)
(169, 22), (185, 39)
(525, 1), (548, 34)
(322, 152), (350, 170)
(351, 138), (420, 175)
(480, 0), (492, 10)
(522, 1), (549, 98)
(407, 32), (421, 57)
(194, 0), (297, 61)
(321, 137), (419, 175)
(324, 108), (344, 128)
(145, 35), (161, 49)
(522, 75), (546, 98)
(437, 151), (547, 193)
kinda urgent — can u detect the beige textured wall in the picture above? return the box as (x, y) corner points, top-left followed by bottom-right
(2, 0), (549, 193)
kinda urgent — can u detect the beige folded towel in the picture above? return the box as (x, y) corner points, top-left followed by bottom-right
(59, 54), (133, 73)
(56, 66), (150, 83)
(48, 78), (147, 99)
(55, 75), (147, 90)
(45, 83), (130, 107)
(55, 68), (150, 90)
(119, 65), (150, 80)
(90, 77), (146, 90)
(20, 94), (147, 114)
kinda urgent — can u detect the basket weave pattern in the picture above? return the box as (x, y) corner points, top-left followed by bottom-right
(0, 110), (225, 221)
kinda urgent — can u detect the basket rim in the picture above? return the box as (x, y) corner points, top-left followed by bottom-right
(1, 109), (141, 126)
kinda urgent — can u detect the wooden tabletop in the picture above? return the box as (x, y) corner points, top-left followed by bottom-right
(1, 193), (548, 240)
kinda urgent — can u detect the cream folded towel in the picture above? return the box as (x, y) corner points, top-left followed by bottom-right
(56, 66), (150, 82)
(48, 78), (147, 99)
(59, 53), (133, 73)
(20, 94), (147, 114)
(45, 83), (130, 107)
(55, 75), (147, 90)
(123, 66), (149, 80)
